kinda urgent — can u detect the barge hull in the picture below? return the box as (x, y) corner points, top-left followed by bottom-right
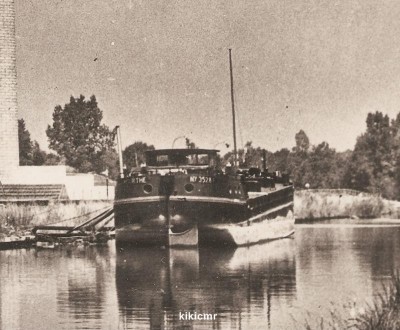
(114, 198), (294, 246)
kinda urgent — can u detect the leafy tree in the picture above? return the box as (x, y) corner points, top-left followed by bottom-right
(44, 153), (61, 165)
(302, 142), (340, 188)
(391, 113), (400, 197)
(267, 148), (290, 173)
(345, 112), (395, 197)
(31, 141), (47, 165)
(221, 141), (263, 168)
(287, 130), (311, 187)
(278, 131), (340, 189)
(242, 141), (263, 168)
(222, 150), (233, 165)
(18, 119), (33, 165)
(46, 95), (116, 174)
(294, 129), (310, 152)
(96, 149), (119, 179)
(219, 130), (349, 191)
(123, 141), (155, 170)
(18, 119), (48, 166)
(335, 150), (352, 187)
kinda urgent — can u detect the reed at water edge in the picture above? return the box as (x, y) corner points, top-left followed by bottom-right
(302, 272), (400, 330)
(295, 189), (400, 220)
(0, 201), (112, 238)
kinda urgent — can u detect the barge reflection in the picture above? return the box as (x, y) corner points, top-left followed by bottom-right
(116, 238), (296, 329)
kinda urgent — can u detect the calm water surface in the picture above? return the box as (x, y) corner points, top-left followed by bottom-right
(1, 221), (400, 330)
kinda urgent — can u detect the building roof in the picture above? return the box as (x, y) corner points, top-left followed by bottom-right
(0, 184), (69, 202)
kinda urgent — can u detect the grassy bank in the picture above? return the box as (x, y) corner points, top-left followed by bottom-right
(302, 273), (400, 330)
(295, 189), (400, 220)
(0, 201), (112, 237)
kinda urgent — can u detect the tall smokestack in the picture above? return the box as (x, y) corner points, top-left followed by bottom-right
(0, 0), (19, 180)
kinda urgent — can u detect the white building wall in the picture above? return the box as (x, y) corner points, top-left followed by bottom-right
(3, 165), (114, 200)
(65, 173), (114, 200)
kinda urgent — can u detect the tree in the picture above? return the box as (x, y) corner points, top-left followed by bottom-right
(344, 112), (394, 197)
(123, 141), (155, 170)
(302, 141), (339, 188)
(46, 95), (116, 174)
(95, 149), (119, 179)
(18, 119), (33, 165)
(44, 153), (61, 165)
(242, 141), (263, 168)
(335, 150), (352, 188)
(18, 119), (48, 166)
(287, 130), (311, 187)
(267, 148), (290, 173)
(31, 141), (47, 165)
(294, 129), (310, 153)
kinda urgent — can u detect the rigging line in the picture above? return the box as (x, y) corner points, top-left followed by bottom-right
(42, 205), (111, 226)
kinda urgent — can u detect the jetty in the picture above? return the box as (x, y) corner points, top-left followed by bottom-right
(0, 207), (115, 250)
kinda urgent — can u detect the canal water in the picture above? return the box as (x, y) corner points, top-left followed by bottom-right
(1, 221), (400, 330)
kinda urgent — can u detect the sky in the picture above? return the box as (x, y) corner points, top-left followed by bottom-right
(15, 0), (400, 152)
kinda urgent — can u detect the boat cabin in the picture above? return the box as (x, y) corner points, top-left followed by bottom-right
(145, 149), (219, 169)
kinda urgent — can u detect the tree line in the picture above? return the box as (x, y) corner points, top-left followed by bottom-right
(18, 95), (400, 200)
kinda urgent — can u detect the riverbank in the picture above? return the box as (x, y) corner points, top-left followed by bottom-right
(0, 201), (112, 239)
(2, 189), (399, 238)
(295, 189), (400, 221)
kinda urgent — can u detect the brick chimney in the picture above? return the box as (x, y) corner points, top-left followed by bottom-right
(0, 0), (19, 181)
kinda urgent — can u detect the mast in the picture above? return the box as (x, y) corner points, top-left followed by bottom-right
(262, 149), (267, 173)
(229, 49), (238, 166)
(116, 126), (124, 178)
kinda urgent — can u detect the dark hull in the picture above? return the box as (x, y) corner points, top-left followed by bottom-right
(114, 196), (169, 245)
(114, 196), (247, 246)
(114, 186), (294, 246)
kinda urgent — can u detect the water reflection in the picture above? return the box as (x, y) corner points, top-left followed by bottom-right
(1, 225), (400, 330)
(294, 225), (400, 323)
(0, 246), (118, 330)
(56, 247), (112, 325)
(116, 239), (296, 329)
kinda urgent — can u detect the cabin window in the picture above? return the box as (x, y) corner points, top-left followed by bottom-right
(187, 154), (210, 165)
(146, 150), (217, 167)
(156, 155), (169, 166)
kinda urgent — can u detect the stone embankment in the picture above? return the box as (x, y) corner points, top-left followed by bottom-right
(295, 189), (400, 221)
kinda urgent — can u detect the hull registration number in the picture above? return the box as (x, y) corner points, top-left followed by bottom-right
(190, 176), (214, 183)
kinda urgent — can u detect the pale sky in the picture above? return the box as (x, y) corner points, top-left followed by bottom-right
(15, 0), (400, 152)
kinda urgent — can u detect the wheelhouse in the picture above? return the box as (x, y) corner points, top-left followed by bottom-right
(145, 149), (219, 169)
